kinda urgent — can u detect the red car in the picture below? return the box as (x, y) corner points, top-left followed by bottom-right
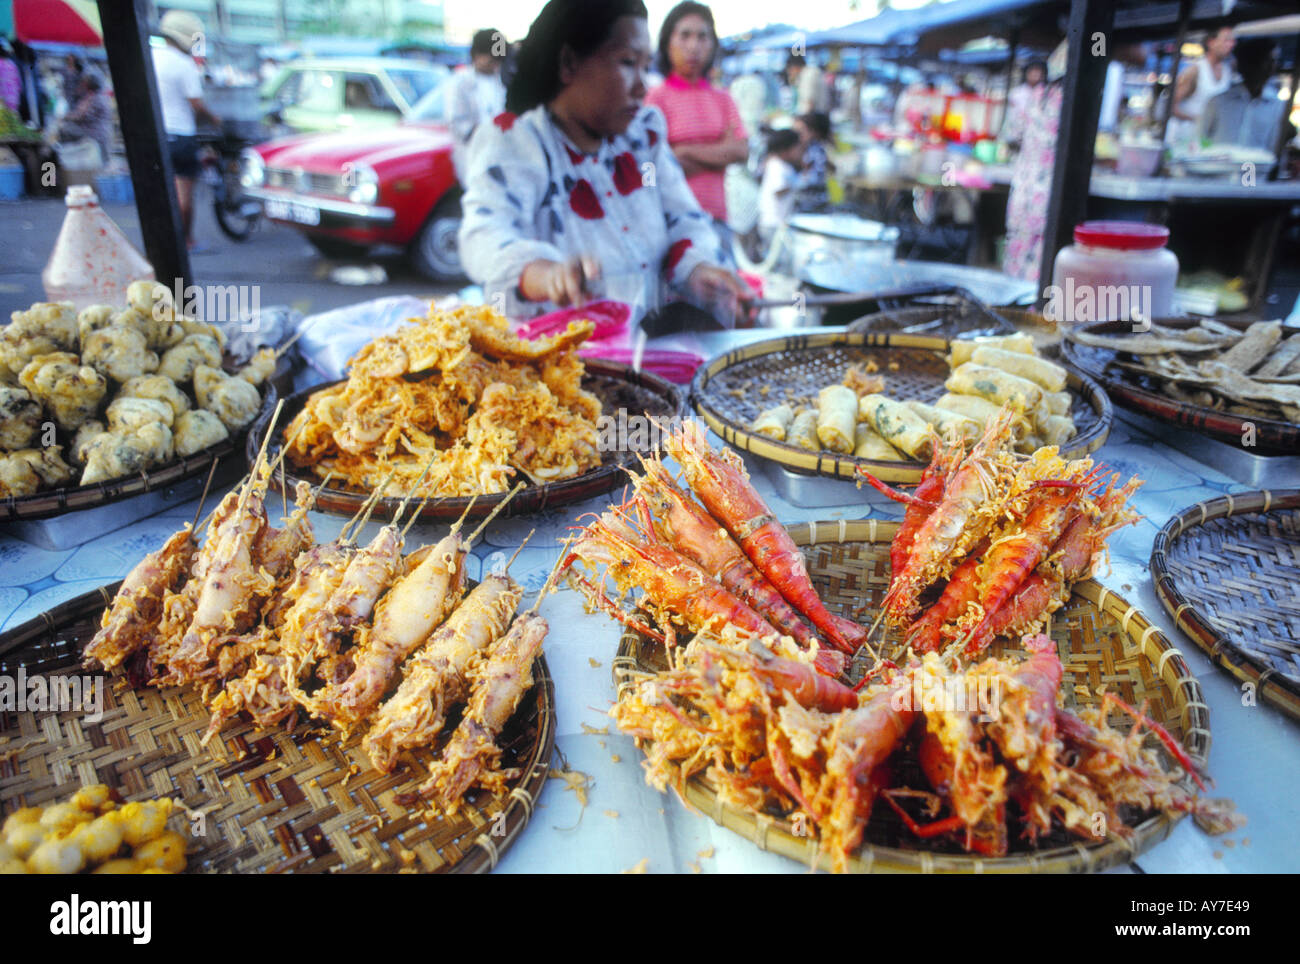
(241, 86), (465, 281)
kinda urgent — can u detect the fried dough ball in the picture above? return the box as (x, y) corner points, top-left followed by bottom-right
(69, 814), (126, 863)
(106, 396), (174, 431)
(2, 807), (42, 837)
(80, 424), (173, 485)
(118, 800), (175, 848)
(0, 386), (42, 449)
(114, 307), (183, 352)
(158, 333), (222, 383)
(194, 364), (260, 431)
(173, 409), (229, 457)
(18, 352), (107, 431)
(0, 447), (73, 496)
(72, 420), (106, 466)
(117, 375), (189, 420)
(71, 784), (117, 813)
(239, 347), (276, 387)
(126, 279), (173, 319)
(133, 831), (187, 873)
(82, 326), (159, 382)
(4, 822), (45, 860)
(0, 330), (61, 383)
(76, 305), (117, 348)
(27, 836), (86, 874)
(91, 858), (145, 874)
(178, 318), (227, 350)
(9, 302), (78, 349)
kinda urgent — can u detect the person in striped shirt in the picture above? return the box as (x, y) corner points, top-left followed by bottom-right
(645, 2), (747, 248)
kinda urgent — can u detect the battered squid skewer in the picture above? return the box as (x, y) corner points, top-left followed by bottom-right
(311, 482), (526, 732)
(364, 530), (535, 773)
(416, 543), (560, 811)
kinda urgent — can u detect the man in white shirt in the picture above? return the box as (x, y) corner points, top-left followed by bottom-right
(447, 28), (506, 182)
(1201, 39), (1293, 155)
(152, 10), (220, 248)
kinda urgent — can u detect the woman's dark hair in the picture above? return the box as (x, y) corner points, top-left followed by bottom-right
(766, 127), (800, 156)
(656, 1), (717, 77)
(784, 53), (806, 73)
(1022, 60), (1047, 83)
(471, 28), (505, 60)
(506, 0), (648, 114)
(798, 111), (831, 142)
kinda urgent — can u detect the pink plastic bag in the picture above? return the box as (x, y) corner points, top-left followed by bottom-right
(515, 300), (704, 384)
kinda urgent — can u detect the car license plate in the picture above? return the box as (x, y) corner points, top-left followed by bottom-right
(264, 198), (321, 226)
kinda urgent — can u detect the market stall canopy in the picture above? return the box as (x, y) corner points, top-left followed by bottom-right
(7, 0), (103, 47)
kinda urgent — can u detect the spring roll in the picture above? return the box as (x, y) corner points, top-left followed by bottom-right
(948, 332), (1036, 367)
(788, 409), (819, 450)
(1045, 390), (1072, 416)
(970, 346), (1068, 393)
(858, 394), (932, 459)
(904, 399), (981, 442)
(816, 386), (857, 454)
(1038, 414), (1076, 447)
(752, 404), (794, 441)
(945, 363), (1044, 414)
(854, 422), (905, 460)
(934, 393), (1030, 440)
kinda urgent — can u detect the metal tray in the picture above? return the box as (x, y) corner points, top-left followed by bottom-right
(1116, 407), (1300, 488)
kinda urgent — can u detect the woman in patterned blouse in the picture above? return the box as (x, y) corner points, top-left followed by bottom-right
(457, 0), (750, 323)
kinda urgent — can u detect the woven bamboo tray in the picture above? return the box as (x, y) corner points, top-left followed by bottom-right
(1060, 318), (1300, 455)
(1, 386), (278, 523)
(0, 582), (555, 874)
(1152, 488), (1300, 722)
(847, 306), (1062, 354)
(690, 330), (1112, 484)
(256, 359), (683, 521)
(613, 519), (1210, 873)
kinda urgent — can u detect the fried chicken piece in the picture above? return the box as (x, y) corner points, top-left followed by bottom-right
(173, 410), (229, 457)
(177, 319), (227, 350)
(0, 330), (61, 383)
(115, 307), (184, 352)
(238, 347), (276, 387)
(76, 305), (117, 349)
(158, 334), (222, 383)
(18, 352), (108, 432)
(194, 364), (261, 431)
(0, 386), (43, 450)
(82, 326), (159, 382)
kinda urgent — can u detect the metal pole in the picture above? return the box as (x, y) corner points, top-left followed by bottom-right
(97, 0), (192, 293)
(997, 25), (1020, 136)
(1155, 0), (1193, 145)
(1037, 0), (1114, 305)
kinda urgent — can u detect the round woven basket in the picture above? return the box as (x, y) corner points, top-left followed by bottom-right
(690, 330), (1112, 484)
(613, 519), (1209, 873)
(1, 386), (278, 523)
(1152, 488), (1300, 722)
(847, 305), (1061, 355)
(0, 583), (555, 874)
(257, 359), (683, 522)
(1060, 318), (1300, 455)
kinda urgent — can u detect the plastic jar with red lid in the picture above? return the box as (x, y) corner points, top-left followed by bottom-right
(1049, 220), (1178, 324)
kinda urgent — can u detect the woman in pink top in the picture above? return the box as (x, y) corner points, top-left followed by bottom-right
(645, 2), (747, 239)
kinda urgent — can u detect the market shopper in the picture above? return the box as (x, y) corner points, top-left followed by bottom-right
(457, 0), (750, 324)
(793, 111), (833, 210)
(757, 128), (803, 247)
(56, 74), (113, 167)
(152, 10), (221, 249)
(1167, 23), (1234, 145)
(447, 28), (508, 181)
(1001, 44), (1064, 283)
(645, 2), (748, 242)
(1200, 38), (1294, 154)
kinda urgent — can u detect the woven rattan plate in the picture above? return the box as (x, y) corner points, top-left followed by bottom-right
(1, 386), (278, 523)
(613, 519), (1210, 873)
(0, 583), (556, 873)
(1152, 489), (1300, 721)
(254, 359), (683, 522)
(691, 330), (1111, 484)
(1060, 318), (1300, 455)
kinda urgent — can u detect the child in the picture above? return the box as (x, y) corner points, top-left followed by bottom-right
(794, 112), (834, 210)
(757, 127), (803, 247)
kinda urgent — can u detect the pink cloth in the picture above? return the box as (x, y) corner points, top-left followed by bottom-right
(646, 75), (746, 222)
(516, 300), (704, 384)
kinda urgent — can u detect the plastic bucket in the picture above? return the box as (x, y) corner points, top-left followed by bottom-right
(0, 165), (24, 200)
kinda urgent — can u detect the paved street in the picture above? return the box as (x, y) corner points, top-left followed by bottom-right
(0, 191), (461, 320)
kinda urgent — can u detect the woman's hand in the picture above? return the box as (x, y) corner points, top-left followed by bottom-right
(520, 255), (603, 306)
(686, 264), (755, 329)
